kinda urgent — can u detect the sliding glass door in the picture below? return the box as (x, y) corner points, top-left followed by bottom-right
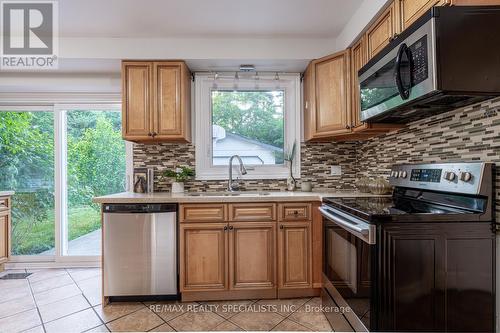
(0, 109), (55, 256)
(0, 104), (130, 263)
(65, 108), (126, 256)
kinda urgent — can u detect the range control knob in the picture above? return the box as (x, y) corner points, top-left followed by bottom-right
(392, 171), (399, 178)
(459, 171), (473, 182)
(444, 171), (456, 181)
(399, 171), (408, 178)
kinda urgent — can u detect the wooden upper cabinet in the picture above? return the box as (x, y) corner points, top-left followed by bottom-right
(122, 62), (152, 140)
(366, 1), (401, 60)
(122, 60), (191, 142)
(399, 0), (446, 30)
(153, 62), (191, 140)
(304, 50), (351, 141)
(350, 38), (367, 130)
(399, 0), (500, 31)
(229, 222), (276, 290)
(180, 223), (228, 292)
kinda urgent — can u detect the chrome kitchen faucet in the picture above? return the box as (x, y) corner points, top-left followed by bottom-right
(227, 155), (247, 192)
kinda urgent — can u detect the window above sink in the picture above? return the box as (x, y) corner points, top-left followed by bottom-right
(195, 73), (301, 180)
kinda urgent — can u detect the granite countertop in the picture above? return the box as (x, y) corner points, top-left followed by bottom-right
(93, 190), (389, 204)
(0, 191), (15, 197)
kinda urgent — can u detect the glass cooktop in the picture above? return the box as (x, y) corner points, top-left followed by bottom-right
(322, 196), (478, 222)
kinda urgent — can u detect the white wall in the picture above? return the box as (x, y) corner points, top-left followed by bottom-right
(336, 0), (392, 49)
(0, 73), (121, 94)
(59, 36), (337, 63)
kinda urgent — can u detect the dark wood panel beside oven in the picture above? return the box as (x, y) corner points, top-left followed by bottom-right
(378, 222), (495, 332)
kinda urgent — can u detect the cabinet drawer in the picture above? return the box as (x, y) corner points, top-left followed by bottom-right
(229, 203), (276, 222)
(180, 204), (226, 223)
(0, 197), (10, 212)
(279, 203), (312, 221)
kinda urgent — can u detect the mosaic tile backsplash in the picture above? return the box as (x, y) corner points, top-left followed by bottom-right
(133, 97), (500, 219)
(133, 142), (358, 192)
(357, 97), (500, 222)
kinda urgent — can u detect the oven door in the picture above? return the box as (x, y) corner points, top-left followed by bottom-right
(320, 205), (376, 332)
(359, 16), (436, 122)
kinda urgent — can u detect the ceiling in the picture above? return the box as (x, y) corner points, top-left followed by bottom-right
(59, 0), (363, 38)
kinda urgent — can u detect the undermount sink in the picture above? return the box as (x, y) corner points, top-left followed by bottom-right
(187, 191), (271, 197)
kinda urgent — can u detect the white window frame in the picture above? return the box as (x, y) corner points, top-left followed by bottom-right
(195, 73), (301, 180)
(0, 93), (131, 268)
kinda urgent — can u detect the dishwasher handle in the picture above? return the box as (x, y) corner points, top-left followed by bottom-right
(103, 203), (177, 214)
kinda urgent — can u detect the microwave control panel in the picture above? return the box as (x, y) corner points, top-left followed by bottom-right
(410, 36), (429, 85)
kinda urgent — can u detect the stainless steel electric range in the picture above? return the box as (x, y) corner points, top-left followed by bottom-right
(320, 162), (496, 332)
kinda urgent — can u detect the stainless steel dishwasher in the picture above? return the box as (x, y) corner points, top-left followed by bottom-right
(103, 203), (178, 299)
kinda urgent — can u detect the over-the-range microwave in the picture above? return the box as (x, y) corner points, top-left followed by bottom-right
(358, 6), (500, 124)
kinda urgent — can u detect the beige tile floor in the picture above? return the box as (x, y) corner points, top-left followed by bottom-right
(0, 268), (335, 333)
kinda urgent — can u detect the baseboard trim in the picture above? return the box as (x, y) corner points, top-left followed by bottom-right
(5, 261), (100, 270)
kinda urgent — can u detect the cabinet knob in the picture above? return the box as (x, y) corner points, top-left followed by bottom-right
(346, 125), (350, 129)
(148, 132), (153, 137)
(293, 210), (299, 215)
(152, 132), (157, 137)
(280, 225), (284, 229)
(224, 226), (228, 231)
(228, 225), (234, 230)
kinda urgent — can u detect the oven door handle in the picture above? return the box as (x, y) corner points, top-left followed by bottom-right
(319, 207), (368, 235)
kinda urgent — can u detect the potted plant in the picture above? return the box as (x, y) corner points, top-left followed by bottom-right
(162, 166), (195, 193)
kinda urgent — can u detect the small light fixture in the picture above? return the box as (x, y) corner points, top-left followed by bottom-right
(233, 72), (239, 91)
(239, 64), (255, 72)
(212, 72), (219, 89)
(274, 72), (281, 89)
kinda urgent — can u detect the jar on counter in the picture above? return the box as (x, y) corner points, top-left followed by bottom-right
(368, 177), (392, 195)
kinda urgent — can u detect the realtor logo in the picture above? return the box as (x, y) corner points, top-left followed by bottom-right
(1, 0), (58, 69)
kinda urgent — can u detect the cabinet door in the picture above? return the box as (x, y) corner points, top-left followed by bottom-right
(153, 62), (191, 141)
(0, 211), (9, 262)
(180, 223), (228, 291)
(312, 50), (351, 138)
(379, 224), (444, 331)
(122, 61), (153, 140)
(350, 38), (366, 129)
(229, 222), (276, 290)
(278, 222), (312, 289)
(366, 1), (400, 60)
(399, 0), (445, 31)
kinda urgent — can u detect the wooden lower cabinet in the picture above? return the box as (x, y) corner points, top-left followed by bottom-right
(179, 202), (320, 301)
(0, 196), (11, 271)
(278, 222), (312, 289)
(180, 223), (228, 292)
(0, 210), (9, 263)
(229, 222), (276, 290)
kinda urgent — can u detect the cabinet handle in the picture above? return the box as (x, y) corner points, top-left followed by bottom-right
(228, 225), (234, 231)
(280, 225), (284, 229)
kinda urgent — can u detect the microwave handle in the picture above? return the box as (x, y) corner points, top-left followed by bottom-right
(395, 43), (412, 100)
